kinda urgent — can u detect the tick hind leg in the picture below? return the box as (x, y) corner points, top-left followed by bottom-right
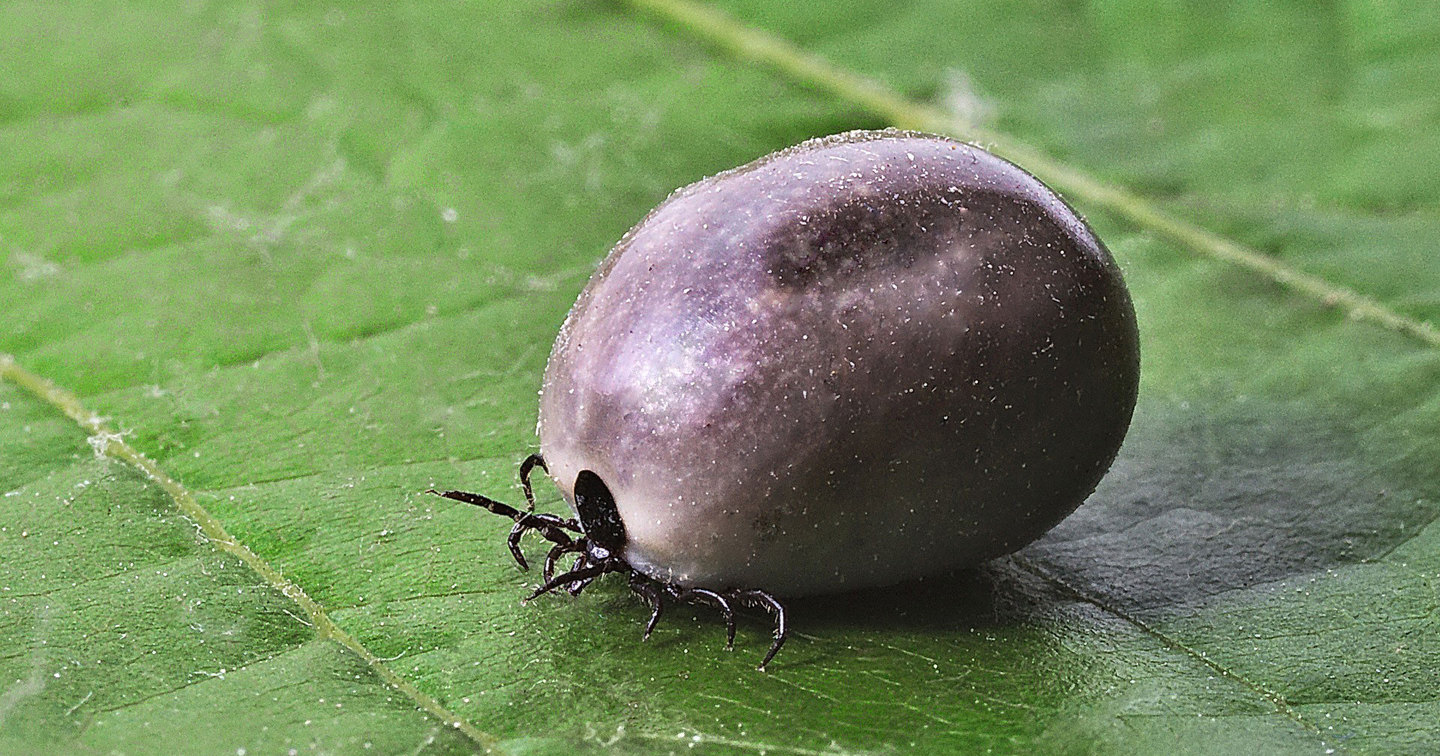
(728, 589), (787, 671)
(676, 588), (737, 650)
(629, 577), (786, 670)
(628, 573), (667, 639)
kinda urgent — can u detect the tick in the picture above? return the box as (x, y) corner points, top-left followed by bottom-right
(432, 129), (1140, 670)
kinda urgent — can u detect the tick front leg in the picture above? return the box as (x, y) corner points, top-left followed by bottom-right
(428, 488), (523, 519)
(543, 540), (587, 583)
(526, 560), (616, 601)
(518, 453), (547, 509)
(505, 512), (579, 570)
(430, 488), (580, 553)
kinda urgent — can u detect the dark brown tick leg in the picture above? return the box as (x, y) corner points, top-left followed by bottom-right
(566, 573), (599, 596)
(511, 512), (579, 569)
(565, 559), (592, 595)
(518, 453), (547, 510)
(526, 561), (615, 601)
(628, 574), (666, 640)
(730, 589), (788, 671)
(678, 588), (737, 650)
(544, 540), (587, 583)
(505, 521), (533, 568)
(428, 489), (579, 570)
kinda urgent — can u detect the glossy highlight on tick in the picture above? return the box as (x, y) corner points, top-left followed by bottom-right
(432, 129), (1141, 670)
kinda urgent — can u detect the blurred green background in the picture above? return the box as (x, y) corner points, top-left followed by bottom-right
(3, 0), (1438, 753)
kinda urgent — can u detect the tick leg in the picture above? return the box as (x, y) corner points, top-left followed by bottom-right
(509, 513), (582, 571)
(543, 540), (587, 583)
(505, 521), (532, 570)
(530, 512), (583, 542)
(731, 589), (788, 671)
(429, 489), (523, 519)
(678, 588), (736, 650)
(431, 489), (579, 543)
(525, 560), (613, 601)
(509, 514), (580, 562)
(565, 558), (592, 595)
(629, 574), (666, 640)
(518, 453), (547, 510)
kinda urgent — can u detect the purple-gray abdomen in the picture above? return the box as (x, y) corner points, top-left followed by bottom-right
(537, 129), (1140, 597)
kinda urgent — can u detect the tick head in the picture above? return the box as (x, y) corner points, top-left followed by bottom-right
(573, 469), (627, 558)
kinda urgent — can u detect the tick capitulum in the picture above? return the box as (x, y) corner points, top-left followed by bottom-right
(430, 453), (790, 670)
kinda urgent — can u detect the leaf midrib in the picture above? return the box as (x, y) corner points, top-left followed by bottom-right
(1012, 555), (1321, 738)
(0, 355), (505, 754)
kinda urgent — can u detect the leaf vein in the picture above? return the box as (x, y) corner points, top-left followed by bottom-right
(1010, 554), (1341, 750)
(621, 0), (1440, 349)
(0, 354), (506, 754)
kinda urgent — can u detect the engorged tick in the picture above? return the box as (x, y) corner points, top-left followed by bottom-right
(431, 129), (1141, 670)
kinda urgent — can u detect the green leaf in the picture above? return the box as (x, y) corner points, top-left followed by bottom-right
(3, 0), (1437, 753)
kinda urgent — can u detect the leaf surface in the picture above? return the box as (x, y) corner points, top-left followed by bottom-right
(3, 0), (1437, 752)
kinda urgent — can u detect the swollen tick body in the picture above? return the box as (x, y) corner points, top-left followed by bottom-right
(432, 129), (1140, 670)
